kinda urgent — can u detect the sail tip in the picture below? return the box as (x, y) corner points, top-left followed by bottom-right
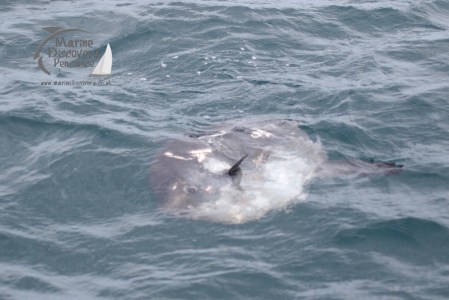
(91, 43), (113, 76)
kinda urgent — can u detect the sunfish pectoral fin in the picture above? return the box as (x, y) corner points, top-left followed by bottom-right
(228, 154), (248, 176)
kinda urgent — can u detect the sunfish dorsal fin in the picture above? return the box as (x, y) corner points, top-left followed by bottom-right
(228, 154), (248, 176)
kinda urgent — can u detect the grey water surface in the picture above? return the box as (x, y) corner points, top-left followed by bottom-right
(1, 0), (449, 299)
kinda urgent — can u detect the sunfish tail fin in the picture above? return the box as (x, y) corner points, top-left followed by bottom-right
(317, 159), (404, 178)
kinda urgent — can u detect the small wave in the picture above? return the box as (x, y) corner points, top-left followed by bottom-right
(335, 217), (449, 263)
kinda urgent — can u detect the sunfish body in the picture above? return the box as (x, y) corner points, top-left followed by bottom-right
(149, 120), (401, 224)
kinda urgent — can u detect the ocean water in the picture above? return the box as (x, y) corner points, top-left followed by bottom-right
(1, 0), (449, 299)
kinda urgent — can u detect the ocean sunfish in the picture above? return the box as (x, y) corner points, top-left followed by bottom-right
(149, 120), (402, 224)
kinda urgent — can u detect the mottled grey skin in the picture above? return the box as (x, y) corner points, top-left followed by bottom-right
(149, 119), (402, 221)
(149, 120), (312, 210)
(150, 137), (228, 211)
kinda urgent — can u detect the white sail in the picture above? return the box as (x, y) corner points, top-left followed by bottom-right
(91, 43), (112, 76)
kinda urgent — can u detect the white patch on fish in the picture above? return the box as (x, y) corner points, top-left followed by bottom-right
(164, 151), (191, 161)
(189, 148), (212, 163)
(250, 129), (272, 138)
